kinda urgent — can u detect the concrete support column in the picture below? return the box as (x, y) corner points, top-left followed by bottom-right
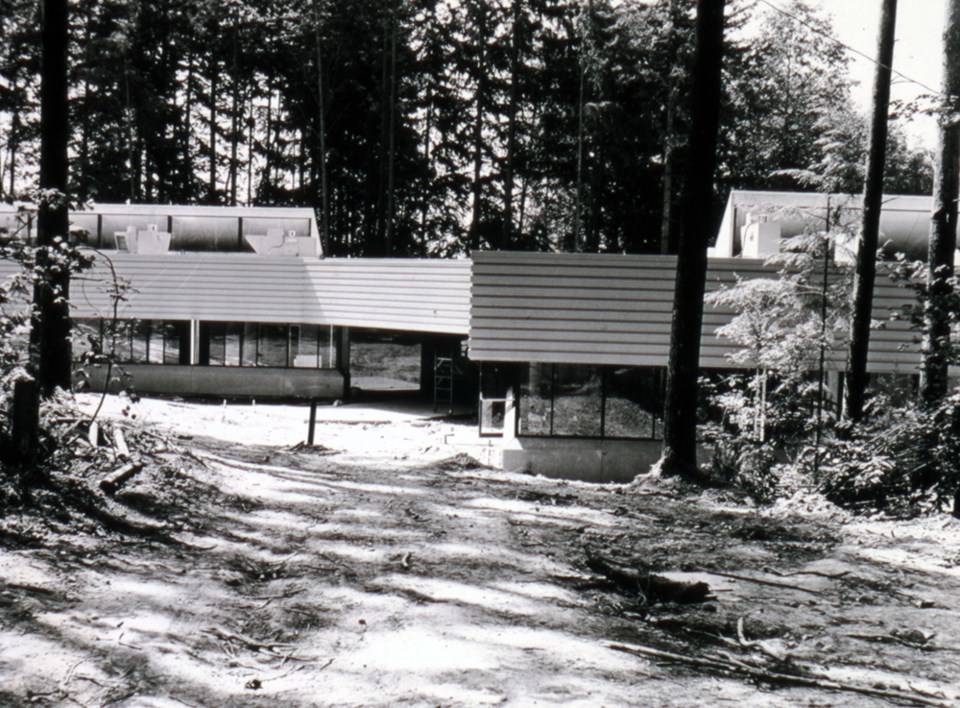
(336, 326), (351, 399)
(189, 320), (200, 365)
(420, 334), (436, 398)
(502, 386), (517, 441)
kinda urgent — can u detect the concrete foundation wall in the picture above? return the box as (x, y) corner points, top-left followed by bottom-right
(79, 364), (344, 400)
(501, 437), (709, 484)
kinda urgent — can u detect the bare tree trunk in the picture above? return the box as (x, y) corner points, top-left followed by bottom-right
(16, 0), (72, 469)
(660, 0), (680, 255)
(574, 36), (586, 253)
(144, 149), (153, 201)
(468, 4), (487, 253)
(78, 17), (92, 202)
(384, 0), (399, 256)
(208, 59), (219, 204)
(843, 0), (897, 424)
(660, 0), (726, 480)
(314, 3), (330, 256)
(229, 88), (240, 204)
(229, 31), (242, 205)
(264, 86), (274, 191)
(184, 50), (195, 192)
(501, 0), (521, 250)
(419, 91), (433, 256)
(34, 0), (71, 394)
(300, 128), (308, 196)
(920, 0), (960, 407)
(124, 54), (136, 201)
(247, 93), (254, 205)
(373, 14), (390, 256)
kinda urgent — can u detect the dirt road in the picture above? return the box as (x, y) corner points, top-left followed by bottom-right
(2, 397), (959, 706)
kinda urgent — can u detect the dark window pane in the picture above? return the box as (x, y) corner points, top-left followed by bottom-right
(170, 216), (239, 251)
(293, 325), (318, 368)
(321, 326), (336, 369)
(350, 329), (421, 385)
(552, 364), (602, 437)
(258, 324), (288, 367)
(147, 321), (164, 363)
(208, 323), (226, 366)
(131, 321), (151, 364)
(224, 323), (242, 366)
(605, 367), (662, 439)
(162, 321), (184, 364)
(242, 323), (258, 366)
(294, 325), (334, 368)
(519, 363), (552, 436)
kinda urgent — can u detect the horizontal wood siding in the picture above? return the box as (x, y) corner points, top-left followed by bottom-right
(1, 253), (471, 334)
(303, 259), (471, 334)
(0, 251), (923, 370)
(469, 251), (922, 374)
(71, 253), (313, 324)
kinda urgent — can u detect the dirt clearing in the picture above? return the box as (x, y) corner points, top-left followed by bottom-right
(2, 395), (959, 706)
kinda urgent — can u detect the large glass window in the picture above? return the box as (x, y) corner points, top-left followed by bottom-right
(517, 363), (664, 440)
(553, 365), (603, 437)
(350, 329), (421, 388)
(242, 323), (259, 366)
(604, 367), (662, 439)
(291, 325), (334, 368)
(171, 216), (239, 251)
(161, 321), (188, 364)
(519, 363), (553, 435)
(224, 323), (242, 366)
(197, 322), (335, 369)
(257, 324), (288, 367)
(206, 323), (226, 366)
(74, 319), (188, 365)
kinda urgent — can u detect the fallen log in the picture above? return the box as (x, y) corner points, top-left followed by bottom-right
(609, 642), (950, 707)
(113, 428), (130, 459)
(585, 553), (712, 604)
(708, 570), (821, 595)
(99, 462), (144, 494)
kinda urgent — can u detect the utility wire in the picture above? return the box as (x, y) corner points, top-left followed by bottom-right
(755, 0), (946, 99)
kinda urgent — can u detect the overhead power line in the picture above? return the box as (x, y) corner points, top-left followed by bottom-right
(755, 0), (945, 99)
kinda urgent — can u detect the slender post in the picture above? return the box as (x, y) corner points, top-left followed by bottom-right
(307, 400), (317, 446)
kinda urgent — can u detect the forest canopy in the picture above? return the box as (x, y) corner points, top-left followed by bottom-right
(0, 0), (932, 258)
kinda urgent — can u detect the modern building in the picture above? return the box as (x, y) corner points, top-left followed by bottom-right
(0, 193), (935, 481)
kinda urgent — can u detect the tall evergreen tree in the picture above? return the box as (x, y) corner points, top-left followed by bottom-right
(843, 0), (897, 424)
(920, 0), (960, 405)
(33, 0), (71, 395)
(660, 0), (726, 480)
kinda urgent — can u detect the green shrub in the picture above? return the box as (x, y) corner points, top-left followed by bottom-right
(705, 426), (780, 504)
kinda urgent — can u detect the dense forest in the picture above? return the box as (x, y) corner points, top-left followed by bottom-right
(0, 0), (933, 257)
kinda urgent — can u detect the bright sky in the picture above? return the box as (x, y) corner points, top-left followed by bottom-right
(813, 0), (946, 147)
